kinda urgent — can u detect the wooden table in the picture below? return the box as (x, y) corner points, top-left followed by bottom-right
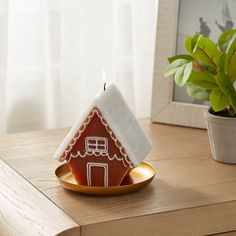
(1, 119), (236, 236)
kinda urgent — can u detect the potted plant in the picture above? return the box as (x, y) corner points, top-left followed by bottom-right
(165, 29), (236, 164)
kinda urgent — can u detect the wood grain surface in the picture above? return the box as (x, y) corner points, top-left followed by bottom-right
(1, 119), (236, 235)
(214, 232), (236, 236)
(0, 159), (80, 236)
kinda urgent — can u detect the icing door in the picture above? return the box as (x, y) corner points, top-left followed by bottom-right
(86, 162), (109, 187)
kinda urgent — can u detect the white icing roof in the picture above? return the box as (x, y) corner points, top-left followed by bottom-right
(53, 84), (152, 166)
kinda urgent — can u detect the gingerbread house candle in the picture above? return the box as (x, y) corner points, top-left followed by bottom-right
(53, 84), (152, 187)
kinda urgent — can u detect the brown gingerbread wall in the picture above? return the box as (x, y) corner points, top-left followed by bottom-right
(66, 110), (131, 186)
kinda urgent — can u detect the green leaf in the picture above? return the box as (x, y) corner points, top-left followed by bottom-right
(215, 72), (236, 113)
(164, 59), (189, 77)
(226, 37), (236, 57)
(188, 71), (217, 89)
(168, 54), (193, 63)
(174, 62), (193, 87)
(219, 53), (228, 73)
(230, 95), (236, 114)
(187, 82), (210, 100)
(193, 50), (214, 67)
(183, 62), (193, 85)
(218, 29), (236, 53)
(215, 72), (235, 95)
(184, 34), (201, 54)
(193, 37), (220, 67)
(210, 88), (229, 112)
(229, 54), (236, 82)
(185, 36), (192, 53)
(192, 34), (201, 53)
(226, 36), (236, 82)
(174, 65), (185, 86)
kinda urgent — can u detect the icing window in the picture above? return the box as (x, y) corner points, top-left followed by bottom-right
(85, 137), (108, 153)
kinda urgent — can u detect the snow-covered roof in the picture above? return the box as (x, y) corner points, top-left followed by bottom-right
(53, 84), (152, 166)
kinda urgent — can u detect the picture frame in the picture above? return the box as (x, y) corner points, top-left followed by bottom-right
(151, 0), (208, 128)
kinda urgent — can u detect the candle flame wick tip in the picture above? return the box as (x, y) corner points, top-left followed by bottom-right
(104, 82), (107, 91)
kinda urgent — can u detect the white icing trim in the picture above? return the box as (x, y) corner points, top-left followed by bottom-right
(95, 110), (133, 168)
(67, 150), (128, 168)
(61, 108), (133, 168)
(61, 110), (96, 161)
(85, 136), (108, 153)
(87, 162), (108, 187)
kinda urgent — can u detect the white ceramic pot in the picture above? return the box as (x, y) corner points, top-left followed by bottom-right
(204, 109), (236, 164)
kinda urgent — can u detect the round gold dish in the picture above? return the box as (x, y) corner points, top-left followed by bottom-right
(55, 161), (156, 196)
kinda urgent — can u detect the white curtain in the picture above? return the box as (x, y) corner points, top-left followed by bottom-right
(0, 0), (158, 134)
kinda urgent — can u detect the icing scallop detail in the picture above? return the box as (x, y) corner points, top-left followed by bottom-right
(60, 108), (134, 168)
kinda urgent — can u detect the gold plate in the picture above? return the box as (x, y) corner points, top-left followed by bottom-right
(55, 161), (156, 196)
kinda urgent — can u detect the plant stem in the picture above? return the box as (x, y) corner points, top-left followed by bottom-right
(227, 105), (236, 117)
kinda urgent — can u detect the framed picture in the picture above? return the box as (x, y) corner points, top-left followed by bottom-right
(151, 0), (235, 128)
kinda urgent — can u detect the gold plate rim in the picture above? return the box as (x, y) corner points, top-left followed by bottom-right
(55, 161), (156, 196)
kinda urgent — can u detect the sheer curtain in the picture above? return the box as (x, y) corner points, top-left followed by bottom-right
(0, 0), (158, 134)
